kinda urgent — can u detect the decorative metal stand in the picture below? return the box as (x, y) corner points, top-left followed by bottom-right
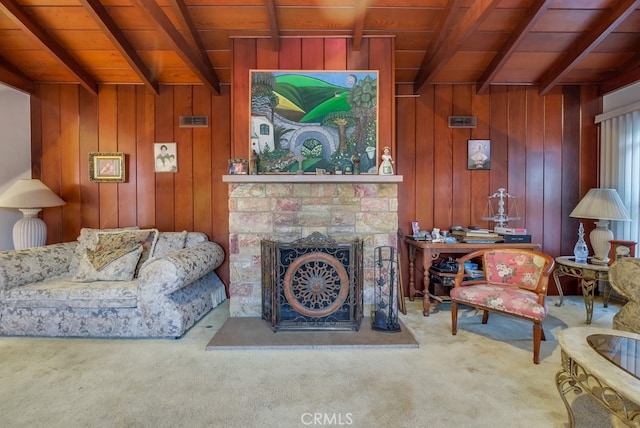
(372, 246), (401, 332)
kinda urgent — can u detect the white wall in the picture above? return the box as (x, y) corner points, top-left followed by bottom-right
(0, 84), (32, 250)
(603, 80), (640, 113)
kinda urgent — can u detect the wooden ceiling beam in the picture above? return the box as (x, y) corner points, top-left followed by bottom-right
(0, 55), (34, 94)
(416, 0), (459, 74)
(131, 0), (220, 95)
(538, 0), (640, 96)
(476, 0), (550, 95)
(352, 0), (368, 51)
(0, 0), (98, 95)
(600, 52), (640, 95)
(265, 0), (280, 51)
(79, 0), (159, 95)
(413, 0), (499, 94)
(167, 0), (215, 72)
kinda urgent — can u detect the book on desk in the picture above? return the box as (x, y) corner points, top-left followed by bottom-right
(451, 228), (503, 243)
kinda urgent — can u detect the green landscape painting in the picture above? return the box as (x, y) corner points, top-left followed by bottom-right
(250, 70), (379, 174)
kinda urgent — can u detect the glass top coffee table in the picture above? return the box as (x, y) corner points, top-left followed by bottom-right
(556, 327), (640, 427)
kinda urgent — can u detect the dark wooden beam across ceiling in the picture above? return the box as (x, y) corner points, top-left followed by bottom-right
(413, 0), (499, 94)
(0, 55), (33, 94)
(538, 0), (640, 96)
(476, 0), (551, 95)
(168, 0), (215, 72)
(79, 0), (160, 95)
(0, 0), (98, 95)
(352, 0), (368, 51)
(130, 0), (220, 95)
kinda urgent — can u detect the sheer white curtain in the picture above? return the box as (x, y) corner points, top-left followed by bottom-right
(599, 107), (640, 243)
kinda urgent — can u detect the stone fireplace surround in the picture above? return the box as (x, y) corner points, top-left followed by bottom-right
(224, 175), (402, 317)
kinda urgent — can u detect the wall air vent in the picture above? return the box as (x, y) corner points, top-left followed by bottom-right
(179, 116), (209, 128)
(448, 116), (477, 128)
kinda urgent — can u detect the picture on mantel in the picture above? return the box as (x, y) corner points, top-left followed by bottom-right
(250, 70), (379, 174)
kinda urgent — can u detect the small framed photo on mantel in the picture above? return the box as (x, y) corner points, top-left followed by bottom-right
(467, 139), (491, 170)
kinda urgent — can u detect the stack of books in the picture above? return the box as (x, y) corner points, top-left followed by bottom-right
(494, 227), (527, 235)
(494, 227), (532, 243)
(450, 228), (503, 243)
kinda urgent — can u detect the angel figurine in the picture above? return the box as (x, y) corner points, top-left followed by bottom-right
(378, 146), (394, 175)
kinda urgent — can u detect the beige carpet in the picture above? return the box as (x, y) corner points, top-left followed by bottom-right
(206, 317), (418, 349)
(0, 295), (630, 428)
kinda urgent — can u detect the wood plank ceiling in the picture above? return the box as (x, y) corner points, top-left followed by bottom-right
(0, 0), (639, 96)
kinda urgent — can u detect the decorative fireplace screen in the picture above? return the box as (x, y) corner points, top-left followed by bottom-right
(261, 232), (363, 331)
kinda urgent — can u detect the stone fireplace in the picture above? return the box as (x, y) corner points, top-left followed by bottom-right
(224, 175), (402, 317)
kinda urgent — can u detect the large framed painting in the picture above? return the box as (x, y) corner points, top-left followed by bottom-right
(250, 70), (379, 174)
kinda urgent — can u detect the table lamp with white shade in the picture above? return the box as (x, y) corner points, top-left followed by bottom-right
(569, 188), (631, 265)
(0, 179), (65, 249)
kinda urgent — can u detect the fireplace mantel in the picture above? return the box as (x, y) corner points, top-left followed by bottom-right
(223, 174), (403, 183)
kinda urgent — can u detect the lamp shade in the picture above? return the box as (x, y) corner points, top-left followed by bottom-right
(569, 188), (630, 221)
(0, 179), (65, 209)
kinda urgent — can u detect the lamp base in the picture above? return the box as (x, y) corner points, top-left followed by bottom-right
(13, 208), (46, 250)
(589, 220), (613, 265)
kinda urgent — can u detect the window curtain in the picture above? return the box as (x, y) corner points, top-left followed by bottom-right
(599, 108), (640, 244)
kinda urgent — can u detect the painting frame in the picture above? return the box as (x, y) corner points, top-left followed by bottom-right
(154, 142), (178, 173)
(250, 70), (379, 174)
(467, 139), (491, 170)
(89, 152), (126, 182)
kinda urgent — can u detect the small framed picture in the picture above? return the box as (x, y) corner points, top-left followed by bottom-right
(154, 142), (178, 173)
(468, 139), (491, 170)
(89, 152), (126, 182)
(229, 158), (248, 174)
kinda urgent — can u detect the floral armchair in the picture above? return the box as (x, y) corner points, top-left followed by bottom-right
(450, 248), (555, 364)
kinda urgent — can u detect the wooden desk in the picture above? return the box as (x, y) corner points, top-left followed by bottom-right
(405, 238), (540, 316)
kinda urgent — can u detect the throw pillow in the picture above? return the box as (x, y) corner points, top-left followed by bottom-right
(69, 226), (140, 275)
(153, 231), (188, 257)
(96, 229), (159, 277)
(73, 245), (143, 282)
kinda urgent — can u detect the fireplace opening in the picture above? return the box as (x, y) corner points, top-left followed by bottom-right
(261, 232), (363, 331)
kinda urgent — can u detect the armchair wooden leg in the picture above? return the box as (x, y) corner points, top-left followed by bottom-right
(482, 310), (489, 324)
(532, 323), (542, 364)
(451, 302), (458, 335)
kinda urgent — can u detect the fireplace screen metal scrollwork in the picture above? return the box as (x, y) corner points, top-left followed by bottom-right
(261, 232), (363, 331)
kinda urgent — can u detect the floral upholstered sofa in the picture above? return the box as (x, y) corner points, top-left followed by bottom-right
(0, 228), (226, 338)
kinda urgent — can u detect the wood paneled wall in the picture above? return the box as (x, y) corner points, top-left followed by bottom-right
(29, 36), (601, 297)
(31, 84), (232, 285)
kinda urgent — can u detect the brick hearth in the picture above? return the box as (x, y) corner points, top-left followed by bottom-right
(224, 175), (401, 317)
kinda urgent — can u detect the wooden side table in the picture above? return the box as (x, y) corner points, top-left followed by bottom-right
(553, 256), (609, 324)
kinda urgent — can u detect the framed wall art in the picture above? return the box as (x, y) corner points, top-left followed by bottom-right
(250, 70), (379, 174)
(154, 142), (177, 173)
(467, 139), (491, 170)
(89, 152), (126, 182)
(228, 158), (248, 174)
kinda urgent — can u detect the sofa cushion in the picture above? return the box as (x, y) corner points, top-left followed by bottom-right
(153, 231), (188, 257)
(96, 229), (159, 276)
(69, 226), (140, 275)
(4, 277), (138, 308)
(72, 245), (143, 282)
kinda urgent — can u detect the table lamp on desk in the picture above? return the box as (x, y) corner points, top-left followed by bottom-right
(569, 188), (630, 265)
